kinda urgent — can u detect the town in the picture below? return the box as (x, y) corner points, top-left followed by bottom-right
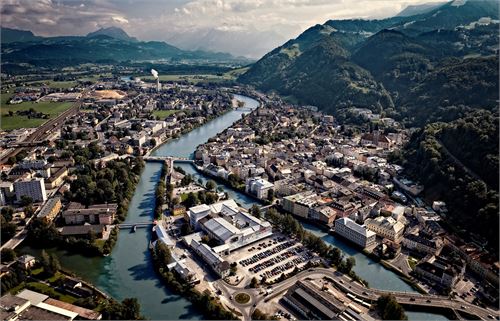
(0, 67), (499, 321)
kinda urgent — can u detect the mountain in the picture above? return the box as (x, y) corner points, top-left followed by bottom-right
(396, 2), (446, 17)
(239, 0), (499, 124)
(87, 27), (138, 42)
(1, 27), (248, 68)
(0, 27), (41, 43)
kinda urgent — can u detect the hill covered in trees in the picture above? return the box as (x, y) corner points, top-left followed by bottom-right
(239, 0), (499, 127)
(401, 110), (499, 250)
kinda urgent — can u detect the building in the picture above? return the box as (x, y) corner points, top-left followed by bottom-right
(186, 204), (212, 230)
(189, 238), (230, 278)
(0, 295), (31, 321)
(62, 202), (117, 225)
(198, 202), (273, 253)
(402, 234), (443, 256)
(334, 218), (376, 249)
(365, 216), (405, 243)
(14, 178), (47, 202)
(310, 205), (337, 225)
(281, 192), (317, 218)
(415, 256), (464, 289)
(60, 225), (107, 238)
(245, 177), (274, 200)
(283, 281), (346, 320)
(16, 255), (36, 270)
(37, 197), (62, 223)
(360, 130), (392, 149)
(45, 167), (68, 190)
(0, 288), (99, 321)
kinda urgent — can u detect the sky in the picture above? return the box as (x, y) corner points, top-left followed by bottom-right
(1, 0), (443, 58)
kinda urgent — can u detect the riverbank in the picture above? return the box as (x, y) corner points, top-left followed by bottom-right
(15, 94), (450, 320)
(146, 102), (238, 157)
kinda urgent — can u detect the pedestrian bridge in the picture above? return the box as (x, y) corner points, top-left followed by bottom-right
(142, 156), (192, 163)
(117, 222), (154, 229)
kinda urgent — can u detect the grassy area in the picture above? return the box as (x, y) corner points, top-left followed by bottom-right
(25, 282), (78, 303)
(1, 92), (15, 106)
(152, 110), (178, 119)
(234, 293), (250, 304)
(1, 100), (73, 130)
(28, 80), (78, 89)
(223, 67), (249, 79)
(180, 193), (188, 202)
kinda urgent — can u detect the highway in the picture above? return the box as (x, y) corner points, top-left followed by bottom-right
(217, 267), (499, 321)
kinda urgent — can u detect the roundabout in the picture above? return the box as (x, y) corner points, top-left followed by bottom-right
(234, 292), (251, 305)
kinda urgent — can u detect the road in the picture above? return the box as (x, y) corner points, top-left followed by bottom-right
(216, 267), (499, 321)
(0, 214), (35, 251)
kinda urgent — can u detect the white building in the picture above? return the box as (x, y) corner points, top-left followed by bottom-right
(187, 204), (212, 230)
(14, 178), (47, 202)
(365, 216), (405, 243)
(245, 177), (274, 200)
(335, 217), (376, 249)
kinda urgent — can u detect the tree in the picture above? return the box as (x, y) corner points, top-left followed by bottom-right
(249, 277), (259, 288)
(1, 248), (16, 262)
(345, 256), (356, 273)
(377, 294), (408, 320)
(250, 205), (261, 218)
(206, 180), (217, 191)
(154, 241), (172, 267)
(19, 196), (33, 207)
(121, 298), (142, 320)
(183, 192), (199, 208)
(328, 247), (343, 266)
(1, 216), (17, 245)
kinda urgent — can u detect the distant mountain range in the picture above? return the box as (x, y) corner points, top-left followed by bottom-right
(0, 26), (250, 66)
(239, 0), (499, 126)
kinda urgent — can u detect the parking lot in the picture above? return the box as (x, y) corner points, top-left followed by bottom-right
(224, 233), (315, 284)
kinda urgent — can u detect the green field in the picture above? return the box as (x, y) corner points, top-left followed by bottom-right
(28, 80), (78, 89)
(152, 109), (178, 119)
(1, 94), (73, 130)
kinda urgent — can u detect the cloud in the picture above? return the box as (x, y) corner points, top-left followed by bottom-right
(1, 0), (130, 36)
(1, 0), (440, 57)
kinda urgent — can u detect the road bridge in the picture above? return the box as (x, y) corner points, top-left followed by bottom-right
(217, 267), (499, 321)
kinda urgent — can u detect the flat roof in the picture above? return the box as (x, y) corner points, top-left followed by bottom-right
(16, 289), (48, 305)
(203, 217), (240, 242)
(294, 288), (336, 319)
(44, 298), (101, 320)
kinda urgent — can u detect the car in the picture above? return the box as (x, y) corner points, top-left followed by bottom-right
(410, 298), (415, 301)
(253, 304), (257, 307)
(426, 299), (431, 303)
(461, 305), (467, 310)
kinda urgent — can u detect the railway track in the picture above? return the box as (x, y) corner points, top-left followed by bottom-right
(1, 87), (93, 164)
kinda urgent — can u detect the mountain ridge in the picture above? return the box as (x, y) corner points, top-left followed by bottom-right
(239, 0), (499, 125)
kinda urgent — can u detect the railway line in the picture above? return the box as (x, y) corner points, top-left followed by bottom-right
(1, 87), (93, 164)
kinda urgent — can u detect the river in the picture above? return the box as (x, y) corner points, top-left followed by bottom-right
(19, 94), (448, 320)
